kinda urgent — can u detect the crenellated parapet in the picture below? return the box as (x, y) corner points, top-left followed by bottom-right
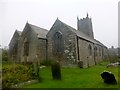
(77, 13), (94, 38)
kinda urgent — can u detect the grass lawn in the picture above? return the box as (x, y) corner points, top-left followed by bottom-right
(23, 61), (119, 88)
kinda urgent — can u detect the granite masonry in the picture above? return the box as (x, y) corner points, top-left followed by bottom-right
(9, 14), (108, 68)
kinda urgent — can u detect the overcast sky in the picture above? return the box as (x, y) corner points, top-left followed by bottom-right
(0, 0), (119, 48)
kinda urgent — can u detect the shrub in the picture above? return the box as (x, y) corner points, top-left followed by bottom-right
(2, 64), (36, 88)
(2, 48), (9, 64)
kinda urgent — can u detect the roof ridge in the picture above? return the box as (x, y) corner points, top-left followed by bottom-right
(16, 30), (22, 32)
(27, 23), (48, 39)
(28, 23), (48, 31)
(56, 19), (76, 31)
(15, 30), (22, 35)
(56, 19), (105, 47)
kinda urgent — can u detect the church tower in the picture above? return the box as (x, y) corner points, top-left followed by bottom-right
(77, 13), (94, 38)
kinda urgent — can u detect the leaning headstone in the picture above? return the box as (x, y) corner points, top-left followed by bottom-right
(51, 61), (61, 80)
(101, 70), (117, 84)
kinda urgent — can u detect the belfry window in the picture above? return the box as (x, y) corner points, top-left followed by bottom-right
(88, 44), (92, 56)
(24, 41), (29, 56)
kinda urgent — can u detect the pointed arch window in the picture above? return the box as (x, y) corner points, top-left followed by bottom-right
(13, 43), (18, 55)
(99, 47), (101, 56)
(102, 48), (104, 56)
(88, 44), (92, 56)
(24, 41), (29, 56)
(53, 31), (64, 55)
(94, 46), (97, 56)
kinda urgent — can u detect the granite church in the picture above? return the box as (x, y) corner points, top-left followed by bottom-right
(9, 14), (108, 68)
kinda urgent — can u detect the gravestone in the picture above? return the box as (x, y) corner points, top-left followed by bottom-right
(119, 61), (120, 65)
(51, 61), (61, 80)
(101, 71), (117, 84)
(78, 60), (83, 68)
(106, 62), (119, 68)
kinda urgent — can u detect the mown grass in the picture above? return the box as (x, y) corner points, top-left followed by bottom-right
(23, 61), (119, 88)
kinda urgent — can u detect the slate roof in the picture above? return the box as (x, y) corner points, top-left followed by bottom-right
(57, 19), (106, 47)
(29, 23), (48, 39)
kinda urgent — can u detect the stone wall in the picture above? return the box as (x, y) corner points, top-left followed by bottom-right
(9, 31), (21, 63)
(9, 19), (108, 68)
(102, 47), (109, 60)
(37, 38), (47, 63)
(94, 44), (103, 64)
(18, 23), (46, 62)
(19, 27), (36, 62)
(77, 37), (105, 68)
(63, 31), (77, 66)
(78, 38), (95, 68)
(47, 19), (107, 67)
(47, 20), (77, 66)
